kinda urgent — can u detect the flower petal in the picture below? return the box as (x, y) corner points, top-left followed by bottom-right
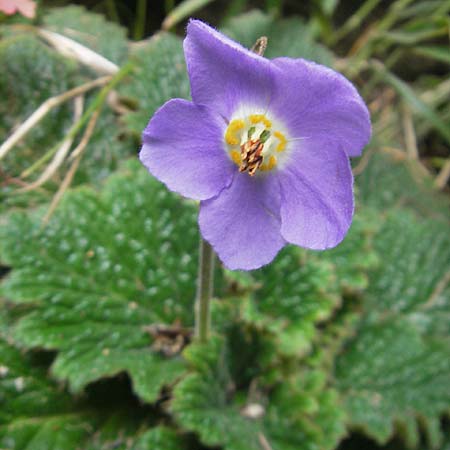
(141, 98), (234, 201)
(278, 138), (354, 249)
(183, 19), (274, 119)
(270, 57), (371, 157)
(199, 172), (285, 270)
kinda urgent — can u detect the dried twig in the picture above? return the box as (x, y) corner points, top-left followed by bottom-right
(18, 96), (84, 193)
(434, 159), (450, 190)
(37, 28), (119, 75)
(0, 76), (111, 161)
(420, 270), (450, 310)
(42, 109), (101, 225)
(401, 103), (419, 160)
(258, 433), (273, 450)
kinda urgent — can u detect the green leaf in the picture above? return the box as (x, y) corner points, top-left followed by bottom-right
(0, 33), (131, 213)
(0, 161), (199, 402)
(43, 5), (128, 64)
(364, 210), (450, 338)
(356, 151), (450, 220)
(335, 319), (450, 449)
(131, 426), (188, 450)
(73, 107), (135, 187)
(222, 10), (333, 65)
(225, 210), (378, 364)
(119, 32), (190, 135)
(0, 35), (76, 171)
(0, 336), (189, 449)
(171, 336), (345, 450)
(315, 210), (380, 294)
(246, 247), (340, 358)
(0, 337), (96, 449)
(333, 207), (450, 447)
(0, 34), (79, 213)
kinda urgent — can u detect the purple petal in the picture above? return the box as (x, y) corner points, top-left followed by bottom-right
(199, 172), (285, 270)
(183, 19), (274, 119)
(278, 138), (354, 249)
(140, 99), (234, 201)
(270, 57), (371, 157)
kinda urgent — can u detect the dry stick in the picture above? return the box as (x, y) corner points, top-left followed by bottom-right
(420, 270), (450, 310)
(0, 76), (111, 161)
(434, 159), (450, 190)
(18, 96), (84, 193)
(42, 109), (101, 225)
(20, 62), (133, 181)
(401, 103), (419, 160)
(38, 28), (119, 75)
(258, 433), (273, 450)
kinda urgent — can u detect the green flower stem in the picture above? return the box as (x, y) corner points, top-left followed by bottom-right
(195, 238), (215, 342)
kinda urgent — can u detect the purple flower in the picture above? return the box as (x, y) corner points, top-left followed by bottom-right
(140, 20), (371, 271)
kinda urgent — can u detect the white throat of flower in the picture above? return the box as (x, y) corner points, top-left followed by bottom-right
(224, 112), (289, 176)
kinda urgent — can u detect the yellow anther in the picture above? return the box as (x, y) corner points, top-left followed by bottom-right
(249, 114), (272, 128)
(268, 155), (277, 169)
(259, 155), (277, 171)
(230, 150), (241, 166)
(273, 131), (287, 152)
(225, 120), (245, 146)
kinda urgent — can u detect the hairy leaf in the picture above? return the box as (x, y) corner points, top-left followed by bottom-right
(171, 336), (345, 450)
(223, 10), (333, 65)
(119, 32), (190, 135)
(43, 5), (128, 64)
(236, 211), (378, 361)
(0, 336), (189, 449)
(0, 338), (95, 449)
(335, 319), (450, 449)
(366, 210), (450, 337)
(356, 151), (450, 220)
(0, 161), (199, 402)
(334, 206), (450, 448)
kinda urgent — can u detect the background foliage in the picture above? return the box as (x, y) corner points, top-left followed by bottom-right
(0, 1), (449, 449)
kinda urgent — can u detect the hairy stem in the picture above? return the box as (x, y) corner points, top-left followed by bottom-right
(195, 238), (215, 342)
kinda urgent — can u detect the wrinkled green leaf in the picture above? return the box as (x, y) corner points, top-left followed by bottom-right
(0, 35), (76, 169)
(356, 151), (450, 220)
(43, 5), (128, 64)
(0, 337), (96, 449)
(0, 335), (188, 449)
(365, 210), (450, 338)
(74, 108), (134, 186)
(223, 10), (333, 65)
(246, 248), (340, 358)
(131, 426), (189, 450)
(237, 210), (378, 361)
(334, 206), (450, 448)
(171, 336), (345, 450)
(0, 34), (78, 213)
(335, 319), (450, 449)
(0, 161), (199, 402)
(119, 32), (190, 135)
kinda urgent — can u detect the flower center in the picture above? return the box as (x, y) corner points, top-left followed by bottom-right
(224, 113), (287, 176)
